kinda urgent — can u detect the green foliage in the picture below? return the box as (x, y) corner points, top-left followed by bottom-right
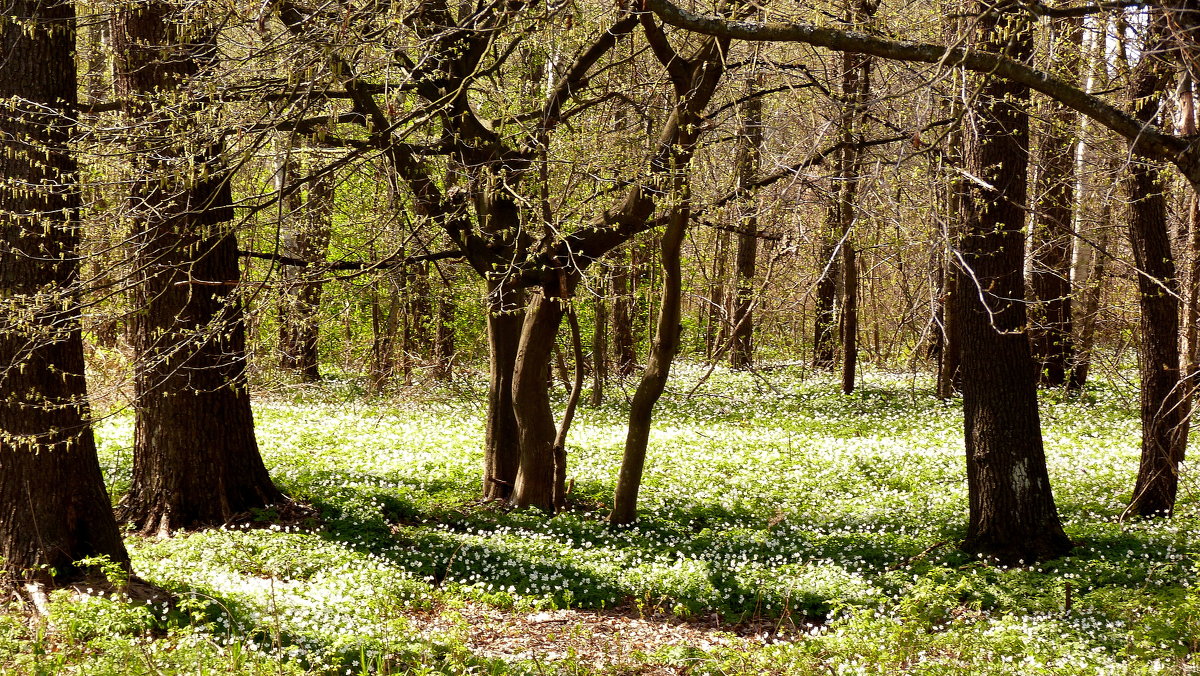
(9, 368), (1200, 673)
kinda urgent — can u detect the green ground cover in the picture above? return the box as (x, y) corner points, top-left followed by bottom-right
(3, 366), (1198, 674)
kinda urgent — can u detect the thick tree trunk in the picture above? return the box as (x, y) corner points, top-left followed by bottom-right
(0, 0), (131, 583)
(1028, 16), (1082, 388)
(512, 287), (567, 511)
(483, 279), (525, 500)
(113, 1), (282, 534)
(957, 6), (1071, 563)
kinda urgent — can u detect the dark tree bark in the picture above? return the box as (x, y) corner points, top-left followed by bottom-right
(612, 248), (639, 376)
(812, 244), (839, 368)
(113, 1), (282, 534)
(730, 76), (762, 371)
(0, 0), (131, 584)
(955, 6), (1071, 563)
(841, 244), (859, 394)
(1124, 27), (1187, 517)
(609, 19), (727, 524)
(590, 265), (609, 406)
(483, 279), (525, 501)
(610, 184), (689, 525)
(511, 287), (568, 511)
(279, 158), (332, 382)
(1028, 16), (1082, 388)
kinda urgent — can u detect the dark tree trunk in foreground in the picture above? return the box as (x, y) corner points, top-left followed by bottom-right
(113, 2), (282, 534)
(1028, 16), (1081, 388)
(483, 280), (525, 500)
(956, 6), (1071, 563)
(279, 162), (333, 382)
(1124, 30), (1186, 517)
(0, 0), (131, 583)
(512, 287), (567, 511)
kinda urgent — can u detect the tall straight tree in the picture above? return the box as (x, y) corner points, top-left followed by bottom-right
(278, 153), (333, 383)
(1124, 12), (1186, 517)
(1028, 16), (1082, 387)
(730, 71), (763, 371)
(954, 4), (1071, 562)
(113, 1), (282, 533)
(0, 0), (131, 582)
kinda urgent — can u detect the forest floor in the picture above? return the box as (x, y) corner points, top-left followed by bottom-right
(3, 365), (1199, 674)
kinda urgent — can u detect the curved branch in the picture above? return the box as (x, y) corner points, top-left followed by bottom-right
(642, 0), (1199, 178)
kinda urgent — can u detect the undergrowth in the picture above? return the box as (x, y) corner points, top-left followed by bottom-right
(3, 365), (1197, 674)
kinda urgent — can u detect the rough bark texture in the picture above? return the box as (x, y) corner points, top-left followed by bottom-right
(956, 7), (1071, 564)
(113, 1), (282, 534)
(0, 0), (131, 582)
(483, 280), (525, 501)
(1029, 16), (1081, 388)
(1125, 32), (1186, 517)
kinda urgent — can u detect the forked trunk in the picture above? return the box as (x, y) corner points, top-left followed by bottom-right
(483, 280), (525, 500)
(512, 287), (568, 511)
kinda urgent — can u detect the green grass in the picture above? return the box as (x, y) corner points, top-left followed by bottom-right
(4, 365), (1199, 674)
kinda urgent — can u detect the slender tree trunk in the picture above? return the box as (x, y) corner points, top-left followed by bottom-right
(369, 280), (401, 392)
(1029, 16), (1082, 387)
(591, 266), (609, 406)
(113, 1), (282, 534)
(483, 279), (525, 500)
(707, 229), (730, 358)
(612, 249), (638, 376)
(0, 0), (131, 583)
(279, 158), (332, 382)
(956, 5), (1071, 563)
(841, 243), (859, 393)
(812, 243), (839, 368)
(1070, 205), (1110, 390)
(730, 76), (762, 370)
(611, 177), (689, 525)
(433, 278), (456, 380)
(1124, 24), (1186, 517)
